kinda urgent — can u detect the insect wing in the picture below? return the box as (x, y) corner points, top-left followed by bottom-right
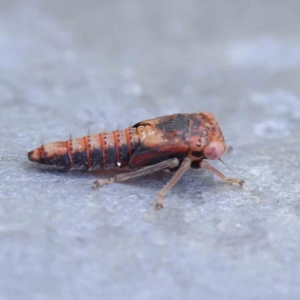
(130, 114), (190, 167)
(129, 142), (189, 167)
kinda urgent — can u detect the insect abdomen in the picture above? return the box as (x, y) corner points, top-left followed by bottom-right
(28, 128), (140, 169)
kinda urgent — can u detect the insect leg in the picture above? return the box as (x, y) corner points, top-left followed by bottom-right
(155, 157), (191, 210)
(199, 160), (244, 186)
(92, 158), (180, 188)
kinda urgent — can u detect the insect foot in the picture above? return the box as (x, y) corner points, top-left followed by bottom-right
(93, 178), (115, 188)
(224, 178), (244, 186)
(155, 203), (163, 210)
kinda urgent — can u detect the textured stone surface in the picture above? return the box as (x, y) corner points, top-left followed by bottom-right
(1, 1), (300, 299)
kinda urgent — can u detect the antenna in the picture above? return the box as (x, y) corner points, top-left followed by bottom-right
(218, 158), (236, 175)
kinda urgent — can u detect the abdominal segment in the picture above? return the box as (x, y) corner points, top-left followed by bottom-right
(27, 128), (140, 169)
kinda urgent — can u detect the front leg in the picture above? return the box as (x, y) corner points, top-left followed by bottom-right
(155, 157), (192, 210)
(199, 160), (244, 186)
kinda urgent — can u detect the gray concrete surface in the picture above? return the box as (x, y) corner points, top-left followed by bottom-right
(1, 1), (300, 299)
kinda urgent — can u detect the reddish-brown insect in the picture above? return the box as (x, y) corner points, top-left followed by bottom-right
(28, 112), (244, 209)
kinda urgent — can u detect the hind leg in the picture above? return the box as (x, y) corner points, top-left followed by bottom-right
(92, 158), (180, 188)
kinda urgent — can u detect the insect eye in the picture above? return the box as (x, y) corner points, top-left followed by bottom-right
(203, 141), (225, 160)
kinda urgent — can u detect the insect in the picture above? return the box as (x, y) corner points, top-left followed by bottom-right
(28, 112), (244, 209)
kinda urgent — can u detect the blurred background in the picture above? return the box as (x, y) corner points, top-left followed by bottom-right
(1, 1), (300, 299)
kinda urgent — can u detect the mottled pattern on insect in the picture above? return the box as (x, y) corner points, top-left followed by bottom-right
(28, 112), (244, 209)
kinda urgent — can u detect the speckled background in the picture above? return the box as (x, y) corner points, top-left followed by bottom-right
(1, 1), (300, 299)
